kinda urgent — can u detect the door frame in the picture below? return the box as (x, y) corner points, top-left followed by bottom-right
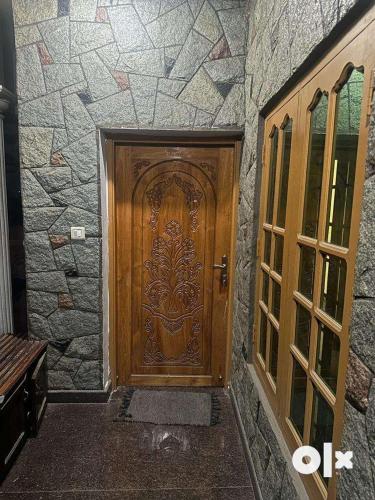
(104, 130), (243, 389)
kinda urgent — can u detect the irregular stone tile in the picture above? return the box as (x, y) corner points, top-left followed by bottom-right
(46, 344), (62, 368)
(95, 7), (110, 23)
(32, 167), (72, 194)
(48, 309), (100, 339)
(24, 207), (65, 232)
(77, 89), (93, 105)
(108, 5), (153, 52)
(112, 71), (129, 91)
(188, 0), (204, 18)
(38, 16), (70, 63)
(345, 349), (372, 413)
(158, 78), (186, 97)
(194, 109), (215, 127)
(218, 7), (246, 56)
(204, 56), (245, 83)
(49, 207), (100, 236)
(19, 92), (65, 128)
(146, 3), (194, 48)
(179, 67), (223, 114)
(70, 21), (114, 56)
(116, 48), (165, 77)
(62, 93), (95, 143)
(74, 360), (102, 389)
(48, 370), (75, 389)
(279, 470), (300, 500)
(96, 43), (120, 70)
(16, 45), (46, 101)
(61, 132), (98, 183)
(19, 127), (54, 168)
(49, 234), (69, 249)
(169, 30), (213, 81)
(70, 0), (97, 21)
(194, 1), (222, 44)
(86, 91), (137, 126)
(208, 36), (231, 60)
(15, 25), (42, 48)
(13, 0), (58, 26)
(24, 232), (57, 272)
(98, 0), (119, 5)
(28, 290), (58, 317)
(54, 245), (76, 271)
(53, 129), (69, 152)
(65, 334), (100, 360)
(21, 170), (54, 208)
(57, 0), (69, 16)
(81, 50), (119, 100)
(72, 239), (101, 277)
(27, 271), (69, 293)
(44, 63), (84, 92)
(133, 0), (161, 24)
(51, 183), (99, 213)
(129, 74), (157, 125)
(37, 42), (53, 65)
(213, 83), (244, 126)
(58, 293), (75, 309)
(216, 82), (233, 98)
(154, 92), (196, 128)
(67, 277), (100, 312)
(29, 313), (53, 341)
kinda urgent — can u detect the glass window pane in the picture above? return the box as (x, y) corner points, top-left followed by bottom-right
(272, 280), (281, 321)
(302, 94), (329, 238)
(325, 69), (364, 247)
(270, 325), (278, 382)
(274, 235), (283, 276)
(259, 309), (267, 360)
(316, 323), (340, 394)
(264, 231), (271, 265)
(298, 245), (315, 300)
(266, 129), (279, 224)
(290, 358), (307, 439)
(262, 271), (269, 306)
(320, 254), (347, 323)
(295, 303), (311, 359)
(310, 389), (334, 484)
(277, 119), (293, 228)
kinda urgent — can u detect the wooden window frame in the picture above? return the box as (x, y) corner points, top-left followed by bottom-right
(253, 7), (375, 500)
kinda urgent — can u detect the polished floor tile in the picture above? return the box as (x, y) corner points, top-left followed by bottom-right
(0, 389), (255, 499)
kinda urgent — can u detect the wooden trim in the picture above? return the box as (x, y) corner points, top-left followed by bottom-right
(104, 132), (243, 389)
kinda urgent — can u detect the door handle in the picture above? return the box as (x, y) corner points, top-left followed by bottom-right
(213, 255), (228, 287)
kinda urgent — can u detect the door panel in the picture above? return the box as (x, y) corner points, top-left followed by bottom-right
(115, 144), (236, 386)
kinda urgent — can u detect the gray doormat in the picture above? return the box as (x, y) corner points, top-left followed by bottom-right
(115, 389), (220, 426)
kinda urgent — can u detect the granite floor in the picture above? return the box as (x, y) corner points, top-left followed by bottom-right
(0, 389), (255, 499)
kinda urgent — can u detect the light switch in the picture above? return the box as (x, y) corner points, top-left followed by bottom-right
(71, 227), (85, 240)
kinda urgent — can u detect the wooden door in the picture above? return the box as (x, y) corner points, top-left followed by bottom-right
(114, 140), (239, 386)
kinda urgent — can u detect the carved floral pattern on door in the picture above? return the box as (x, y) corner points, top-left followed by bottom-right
(142, 220), (203, 365)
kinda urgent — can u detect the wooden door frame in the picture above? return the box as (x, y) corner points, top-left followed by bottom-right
(103, 129), (243, 389)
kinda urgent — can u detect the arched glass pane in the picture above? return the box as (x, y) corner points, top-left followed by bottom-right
(266, 129), (279, 224)
(302, 94), (329, 237)
(325, 68), (364, 247)
(276, 119), (293, 228)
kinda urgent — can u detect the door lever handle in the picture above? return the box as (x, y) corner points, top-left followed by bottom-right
(213, 255), (228, 287)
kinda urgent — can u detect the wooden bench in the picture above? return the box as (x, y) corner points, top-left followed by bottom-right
(0, 334), (48, 482)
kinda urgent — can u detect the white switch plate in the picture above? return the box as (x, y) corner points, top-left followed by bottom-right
(71, 227), (85, 240)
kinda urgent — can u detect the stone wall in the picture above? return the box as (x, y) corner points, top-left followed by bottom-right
(13, 0), (248, 390)
(231, 0), (375, 498)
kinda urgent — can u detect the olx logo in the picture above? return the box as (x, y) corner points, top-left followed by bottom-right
(292, 444), (353, 478)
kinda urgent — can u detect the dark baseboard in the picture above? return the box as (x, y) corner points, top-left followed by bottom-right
(48, 389), (111, 404)
(229, 385), (263, 500)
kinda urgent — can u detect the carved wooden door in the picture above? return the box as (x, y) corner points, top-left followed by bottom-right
(115, 142), (237, 386)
